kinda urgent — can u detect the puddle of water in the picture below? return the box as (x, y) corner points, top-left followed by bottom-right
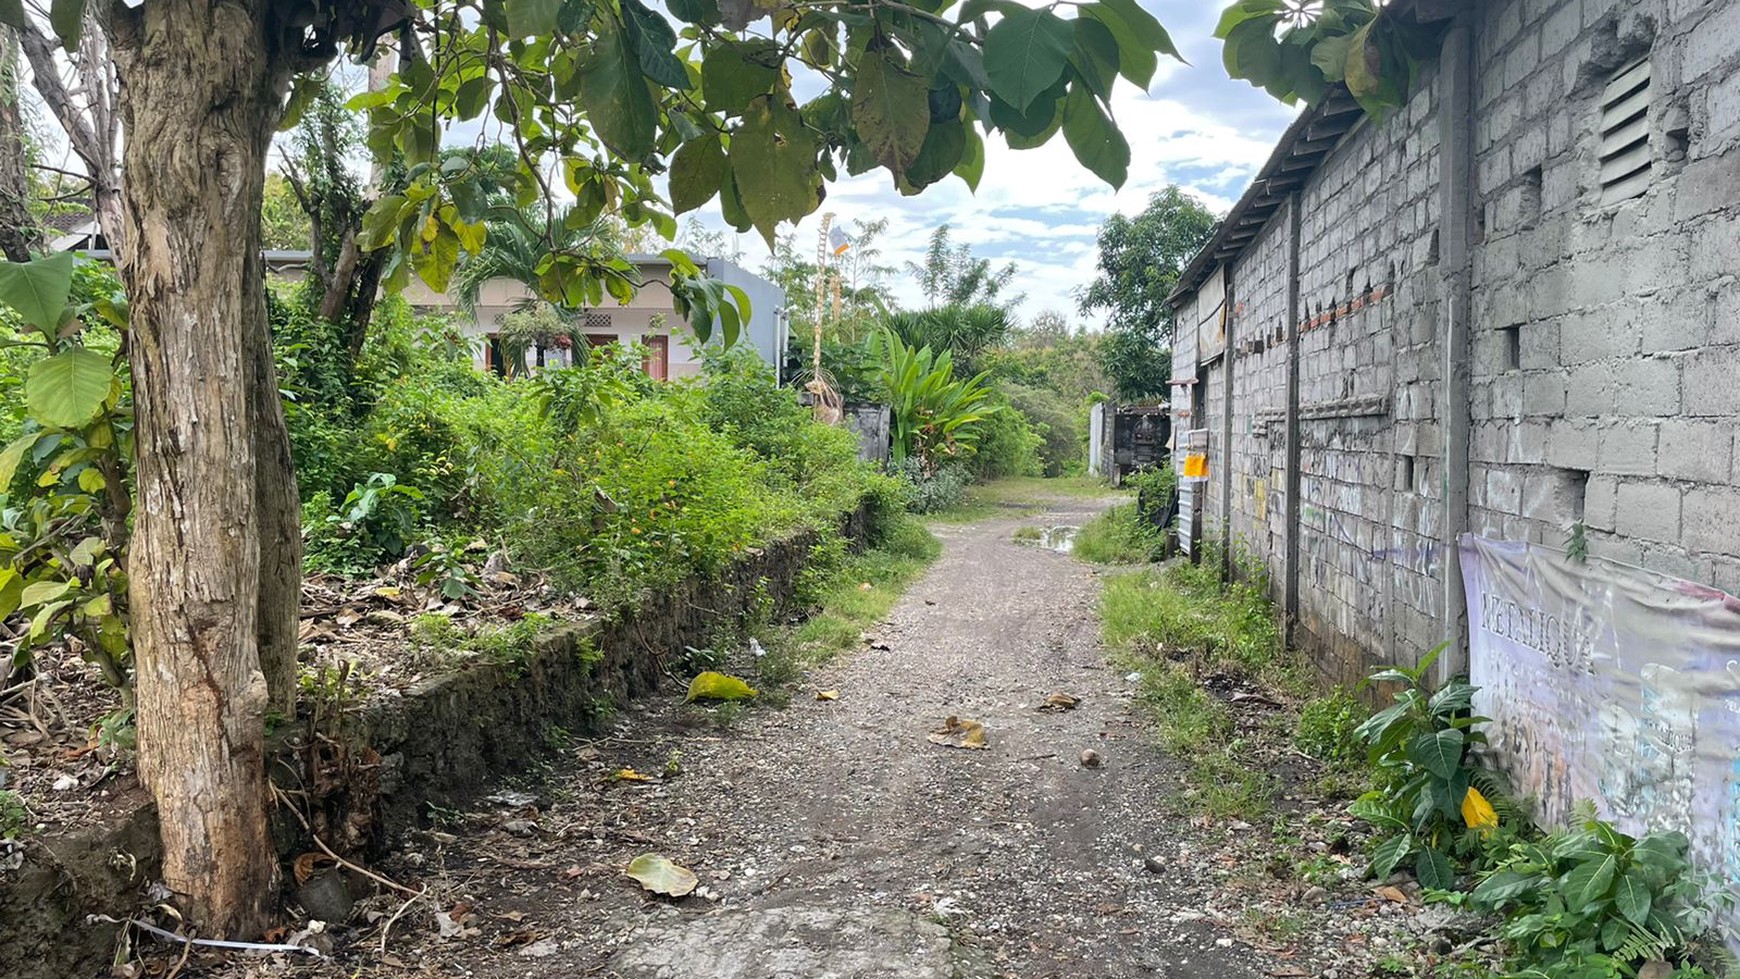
(1015, 525), (1079, 553)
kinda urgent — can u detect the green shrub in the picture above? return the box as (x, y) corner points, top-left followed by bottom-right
(1467, 812), (1731, 977)
(1000, 381), (1085, 477)
(1294, 688), (1367, 765)
(895, 459), (970, 514)
(964, 395), (1042, 481)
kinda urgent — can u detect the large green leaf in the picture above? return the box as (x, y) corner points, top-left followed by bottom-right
(983, 8), (1073, 113)
(903, 118), (966, 191)
(0, 568), (21, 620)
(1072, 17), (1121, 99)
(852, 46), (931, 175)
(1079, 3), (1156, 89)
(505, 0), (560, 38)
(0, 0), (23, 30)
(0, 431), (42, 488)
(49, 0), (84, 45)
(580, 14), (658, 159)
(0, 251), (75, 331)
(729, 96), (822, 245)
(669, 135), (727, 215)
(1561, 853), (1619, 910)
(1415, 847), (1455, 891)
(620, 0), (690, 90)
(954, 126), (985, 192)
(1097, 0), (1178, 61)
(702, 40), (781, 114)
(1061, 84), (1128, 188)
(1613, 869), (1652, 926)
(1405, 729), (1464, 781)
(1470, 869), (1537, 906)
(1368, 832), (1412, 880)
(26, 348), (113, 429)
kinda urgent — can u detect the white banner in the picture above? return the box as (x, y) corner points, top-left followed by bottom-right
(1458, 535), (1740, 888)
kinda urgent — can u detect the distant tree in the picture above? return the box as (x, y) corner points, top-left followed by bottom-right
(1079, 186), (1217, 401)
(1023, 309), (1072, 347)
(1078, 186), (1218, 331)
(1098, 325), (1172, 403)
(885, 303), (1010, 376)
(907, 224), (1024, 311)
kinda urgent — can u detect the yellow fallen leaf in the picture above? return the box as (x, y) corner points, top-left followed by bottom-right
(1461, 786), (1499, 832)
(609, 768), (653, 782)
(927, 715), (988, 750)
(815, 689), (840, 701)
(625, 853), (697, 898)
(1038, 692), (1080, 711)
(685, 671), (758, 702)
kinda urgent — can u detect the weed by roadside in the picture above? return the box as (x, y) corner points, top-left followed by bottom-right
(1102, 557), (1301, 823)
(1072, 502), (1167, 564)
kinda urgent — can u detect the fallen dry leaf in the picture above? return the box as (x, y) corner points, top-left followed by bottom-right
(1374, 885), (1410, 904)
(625, 853), (698, 898)
(927, 716), (988, 750)
(608, 768), (653, 782)
(815, 689), (840, 701)
(1038, 692), (1081, 711)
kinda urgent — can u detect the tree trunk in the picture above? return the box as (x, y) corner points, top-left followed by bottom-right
(0, 29), (35, 262)
(111, 0), (289, 936)
(249, 243), (303, 719)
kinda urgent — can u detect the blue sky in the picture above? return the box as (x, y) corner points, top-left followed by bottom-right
(687, 1), (1302, 328)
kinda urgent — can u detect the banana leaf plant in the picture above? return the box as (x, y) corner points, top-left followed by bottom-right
(869, 327), (996, 470)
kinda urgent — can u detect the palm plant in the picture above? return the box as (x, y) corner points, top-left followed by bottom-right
(884, 303), (1011, 375)
(448, 204), (629, 314)
(869, 327), (996, 469)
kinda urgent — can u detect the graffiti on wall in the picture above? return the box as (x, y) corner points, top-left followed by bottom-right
(1459, 535), (1740, 895)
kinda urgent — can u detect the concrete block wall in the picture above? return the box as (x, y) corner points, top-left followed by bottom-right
(1227, 210), (1293, 578)
(1469, 0), (1740, 594)
(1172, 0), (1740, 690)
(1290, 67), (1446, 685)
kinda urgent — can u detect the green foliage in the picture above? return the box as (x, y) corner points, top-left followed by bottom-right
(1078, 186), (1217, 402)
(1078, 187), (1218, 333)
(1128, 465), (1177, 527)
(1215, 1), (1449, 114)
(904, 225), (1023, 311)
(885, 304), (1013, 377)
(0, 254), (133, 696)
(1295, 688), (1369, 766)
(894, 459), (970, 515)
(1350, 644), (1510, 889)
(0, 788), (26, 840)
(964, 396), (1042, 482)
(1000, 381), (1086, 477)
(870, 328), (996, 469)
(1102, 563), (1292, 819)
(1467, 814), (1732, 978)
(1073, 502), (1165, 564)
(303, 473), (428, 575)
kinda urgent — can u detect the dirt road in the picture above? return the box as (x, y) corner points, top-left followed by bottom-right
(293, 496), (1280, 978)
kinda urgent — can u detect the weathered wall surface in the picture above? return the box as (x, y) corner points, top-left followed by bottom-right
(1172, 0), (1740, 687)
(1468, 0), (1740, 594)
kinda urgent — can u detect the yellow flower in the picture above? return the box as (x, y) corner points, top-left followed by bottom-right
(1461, 786), (1499, 833)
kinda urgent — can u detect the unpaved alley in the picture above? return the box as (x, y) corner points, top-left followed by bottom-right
(278, 496), (1297, 978)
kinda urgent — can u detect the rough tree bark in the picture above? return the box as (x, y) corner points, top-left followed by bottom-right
(0, 29), (36, 262)
(110, 0), (302, 935)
